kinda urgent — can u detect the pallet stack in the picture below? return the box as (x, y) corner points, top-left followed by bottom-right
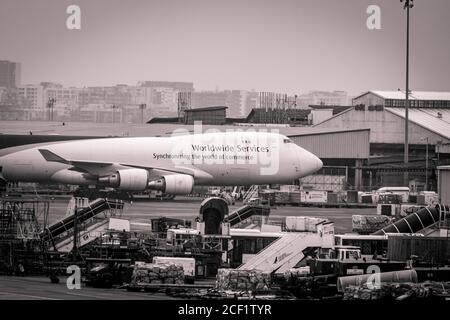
(215, 269), (271, 292)
(352, 215), (391, 234)
(130, 263), (185, 285)
(343, 281), (450, 300)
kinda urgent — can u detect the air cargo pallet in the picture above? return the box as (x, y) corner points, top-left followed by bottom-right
(125, 282), (214, 292)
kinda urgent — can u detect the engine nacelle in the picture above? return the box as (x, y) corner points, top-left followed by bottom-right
(148, 174), (194, 195)
(98, 168), (149, 191)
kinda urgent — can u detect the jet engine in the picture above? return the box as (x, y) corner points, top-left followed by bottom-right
(98, 168), (149, 191)
(148, 174), (194, 195)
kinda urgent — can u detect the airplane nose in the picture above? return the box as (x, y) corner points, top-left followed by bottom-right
(316, 157), (323, 171)
(296, 147), (322, 177)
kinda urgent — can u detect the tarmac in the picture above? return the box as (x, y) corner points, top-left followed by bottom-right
(0, 276), (174, 300)
(46, 197), (377, 234)
(0, 196), (377, 300)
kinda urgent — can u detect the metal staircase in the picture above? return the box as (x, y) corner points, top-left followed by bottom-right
(238, 228), (334, 274)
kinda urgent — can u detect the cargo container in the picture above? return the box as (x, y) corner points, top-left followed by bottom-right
(416, 191), (439, 206)
(301, 190), (328, 203)
(387, 236), (450, 265)
(285, 216), (326, 232)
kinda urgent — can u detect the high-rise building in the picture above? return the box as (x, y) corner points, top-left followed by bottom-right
(17, 84), (44, 109)
(0, 60), (21, 88)
(190, 90), (251, 118)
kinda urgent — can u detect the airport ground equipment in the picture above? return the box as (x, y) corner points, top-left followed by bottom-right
(41, 198), (124, 251)
(225, 205), (270, 227)
(238, 221), (335, 274)
(84, 258), (132, 288)
(337, 269), (418, 292)
(0, 198), (50, 274)
(243, 185), (260, 204)
(373, 204), (449, 235)
(198, 197), (229, 235)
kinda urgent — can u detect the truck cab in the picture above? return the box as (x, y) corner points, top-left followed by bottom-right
(334, 246), (362, 261)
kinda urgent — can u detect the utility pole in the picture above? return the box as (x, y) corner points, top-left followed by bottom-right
(401, 0), (414, 187)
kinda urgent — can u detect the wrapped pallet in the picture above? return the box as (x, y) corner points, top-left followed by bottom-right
(352, 215), (391, 233)
(215, 269), (271, 292)
(343, 281), (450, 300)
(130, 262), (185, 285)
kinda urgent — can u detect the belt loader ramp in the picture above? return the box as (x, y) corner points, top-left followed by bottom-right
(41, 198), (124, 252)
(225, 205), (270, 227)
(238, 220), (335, 274)
(373, 204), (449, 235)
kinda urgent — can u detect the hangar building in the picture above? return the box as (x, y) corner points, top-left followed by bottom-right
(314, 90), (450, 190)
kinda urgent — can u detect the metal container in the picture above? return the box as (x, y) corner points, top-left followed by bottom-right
(337, 269), (418, 292)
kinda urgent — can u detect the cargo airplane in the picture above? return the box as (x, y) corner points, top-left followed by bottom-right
(0, 131), (322, 195)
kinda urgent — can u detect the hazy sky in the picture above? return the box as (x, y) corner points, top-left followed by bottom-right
(1, 0), (449, 95)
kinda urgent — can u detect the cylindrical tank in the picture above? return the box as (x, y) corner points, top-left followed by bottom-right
(337, 269), (418, 292)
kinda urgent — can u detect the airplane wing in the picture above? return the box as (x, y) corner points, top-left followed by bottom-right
(37, 149), (210, 180)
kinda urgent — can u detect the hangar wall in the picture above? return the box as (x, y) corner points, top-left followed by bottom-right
(314, 108), (447, 145)
(289, 129), (369, 159)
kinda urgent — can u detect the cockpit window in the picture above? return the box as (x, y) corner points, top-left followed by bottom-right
(283, 138), (293, 144)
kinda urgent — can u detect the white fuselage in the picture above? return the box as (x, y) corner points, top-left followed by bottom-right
(0, 131), (322, 188)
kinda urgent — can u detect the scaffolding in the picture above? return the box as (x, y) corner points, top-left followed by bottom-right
(0, 198), (49, 274)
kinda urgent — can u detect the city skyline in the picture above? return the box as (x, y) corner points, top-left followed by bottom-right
(1, 0), (450, 95)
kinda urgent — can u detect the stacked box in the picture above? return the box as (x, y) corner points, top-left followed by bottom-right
(215, 269), (271, 292)
(285, 216), (325, 232)
(274, 192), (290, 204)
(289, 192), (301, 204)
(352, 215), (391, 233)
(130, 263), (185, 285)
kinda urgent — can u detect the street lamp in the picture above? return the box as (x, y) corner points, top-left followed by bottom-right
(400, 0), (414, 186)
(111, 104), (117, 123)
(420, 136), (429, 191)
(47, 98), (56, 121)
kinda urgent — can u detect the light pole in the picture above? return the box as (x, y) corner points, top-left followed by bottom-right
(420, 137), (429, 191)
(139, 103), (146, 124)
(47, 98), (56, 121)
(400, 0), (414, 187)
(111, 104), (117, 123)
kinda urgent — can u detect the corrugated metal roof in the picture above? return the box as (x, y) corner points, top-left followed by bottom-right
(187, 106), (228, 112)
(309, 105), (353, 115)
(386, 108), (450, 140)
(368, 90), (450, 101)
(287, 127), (369, 137)
(0, 120), (368, 138)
